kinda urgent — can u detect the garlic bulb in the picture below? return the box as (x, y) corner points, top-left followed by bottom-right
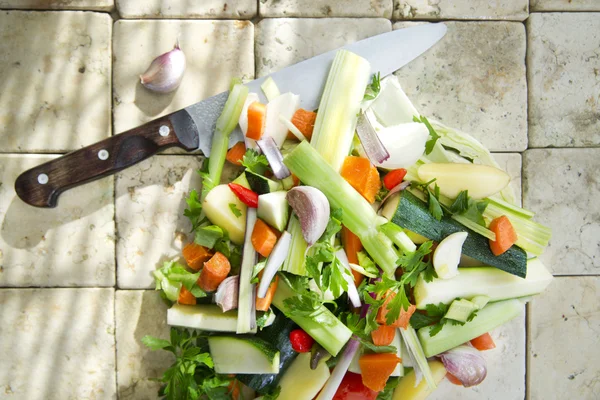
(140, 41), (186, 93)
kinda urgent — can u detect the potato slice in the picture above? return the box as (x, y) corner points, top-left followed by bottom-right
(393, 360), (447, 400)
(202, 184), (247, 244)
(417, 163), (510, 199)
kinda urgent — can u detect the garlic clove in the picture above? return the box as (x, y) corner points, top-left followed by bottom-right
(439, 345), (487, 387)
(140, 41), (186, 93)
(286, 186), (330, 246)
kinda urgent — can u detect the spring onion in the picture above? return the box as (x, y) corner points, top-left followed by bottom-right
(257, 231), (292, 298)
(237, 208), (258, 334)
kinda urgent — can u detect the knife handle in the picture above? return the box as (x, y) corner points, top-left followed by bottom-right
(15, 114), (196, 208)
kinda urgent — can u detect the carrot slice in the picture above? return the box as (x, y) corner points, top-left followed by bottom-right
(287, 108), (317, 140)
(446, 372), (463, 386)
(376, 291), (417, 329)
(198, 252), (231, 292)
(256, 274), (278, 311)
(371, 324), (396, 346)
(358, 353), (401, 392)
(226, 141), (247, 166)
(246, 101), (267, 140)
(178, 286), (196, 305)
(470, 332), (496, 351)
(488, 215), (518, 256)
(341, 225), (364, 286)
(251, 218), (279, 257)
(340, 156), (382, 204)
(182, 243), (213, 271)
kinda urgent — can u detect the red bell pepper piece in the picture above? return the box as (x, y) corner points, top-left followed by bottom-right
(228, 183), (258, 208)
(383, 168), (408, 190)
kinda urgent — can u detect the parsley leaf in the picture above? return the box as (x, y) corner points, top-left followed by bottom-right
(256, 308), (275, 329)
(461, 198), (489, 226)
(228, 203), (242, 218)
(183, 189), (206, 232)
(143, 328), (228, 400)
(409, 311), (440, 330)
(377, 377), (400, 400)
(320, 208), (343, 242)
(262, 386), (281, 400)
(449, 190), (470, 214)
(341, 312), (396, 354)
(375, 185), (390, 202)
(363, 72), (381, 101)
(357, 251), (379, 277)
(413, 115), (440, 155)
(427, 184), (443, 221)
(241, 148), (269, 175)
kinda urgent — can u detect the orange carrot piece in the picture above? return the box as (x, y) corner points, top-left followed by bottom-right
(182, 243), (214, 271)
(446, 372), (463, 386)
(226, 141), (247, 166)
(376, 291), (417, 329)
(371, 324), (396, 346)
(178, 286), (197, 305)
(488, 215), (518, 256)
(340, 156), (382, 204)
(470, 332), (496, 351)
(358, 353), (401, 392)
(341, 225), (365, 286)
(246, 102), (267, 141)
(256, 274), (278, 311)
(227, 379), (241, 399)
(251, 218), (279, 257)
(198, 252), (231, 292)
(287, 108), (317, 140)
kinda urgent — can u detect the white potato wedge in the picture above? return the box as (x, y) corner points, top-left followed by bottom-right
(203, 184), (247, 244)
(417, 163), (510, 199)
(393, 360), (447, 400)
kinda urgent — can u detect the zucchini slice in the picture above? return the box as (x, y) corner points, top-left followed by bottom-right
(208, 336), (280, 374)
(245, 170), (282, 194)
(383, 191), (527, 278)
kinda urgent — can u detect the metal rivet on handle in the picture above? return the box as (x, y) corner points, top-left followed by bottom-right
(98, 149), (109, 160)
(159, 125), (170, 137)
(38, 173), (49, 185)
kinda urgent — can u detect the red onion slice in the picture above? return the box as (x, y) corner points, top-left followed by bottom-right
(379, 180), (411, 207)
(356, 111), (390, 165)
(316, 338), (360, 400)
(257, 136), (291, 179)
(335, 249), (362, 308)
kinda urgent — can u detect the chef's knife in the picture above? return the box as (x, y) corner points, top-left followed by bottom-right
(15, 23), (446, 208)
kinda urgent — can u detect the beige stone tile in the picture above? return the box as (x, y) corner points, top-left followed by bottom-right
(530, 0), (600, 11)
(255, 18), (391, 77)
(523, 149), (599, 275)
(528, 276), (600, 399)
(527, 13), (600, 147)
(0, 155), (115, 287)
(0, 288), (116, 400)
(116, 0), (256, 19)
(0, 11), (111, 153)
(112, 19), (254, 135)
(393, 21), (528, 152)
(115, 155), (203, 289)
(259, 0), (393, 18)
(492, 153), (522, 206)
(393, 0), (528, 20)
(0, 0), (113, 11)
(429, 310), (526, 400)
(116, 290), (173, 400)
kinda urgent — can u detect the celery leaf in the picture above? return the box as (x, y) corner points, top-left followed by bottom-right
(449, 190), (470, 214)
(183, 189), (207, 232)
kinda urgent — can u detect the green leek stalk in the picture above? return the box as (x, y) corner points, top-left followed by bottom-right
(310, 49), (371, 171)
(284, 49), (371, 276)
(284, 141), (398, 276)
(202, 83), (249, 200)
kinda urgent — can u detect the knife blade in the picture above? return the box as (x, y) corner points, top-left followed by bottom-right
(14, 23), (446, 208)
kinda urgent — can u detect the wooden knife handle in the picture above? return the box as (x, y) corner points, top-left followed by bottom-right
(15, 114), (196, 208)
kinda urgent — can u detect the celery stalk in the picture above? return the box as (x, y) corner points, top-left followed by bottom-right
(282, 215), (308, 275)
(284, 141), (398, 275)
(272, 278), (352, 356)
(203, 83), (249, 200)
(310, 49), (370, 172)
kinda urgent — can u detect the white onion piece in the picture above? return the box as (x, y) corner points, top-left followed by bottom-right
(316, 338), (360, 400)
(215, 275), (239, 312)
(335, 249), (361, 308)
(257, 136), (291, 179)
(374, 122), (429, 169)
(257, 231), (292, 298)
(433, 232), (468, 279)
(356, 112), (390, 164)
(264, 92), (300, 147)
(370, 76), (419, 126)
(279, 114), (307, 141)
(439, 345), (487, 387)
(286, 187), (330, 246)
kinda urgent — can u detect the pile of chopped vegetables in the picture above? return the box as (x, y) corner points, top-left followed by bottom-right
(142, 49), (553, 400)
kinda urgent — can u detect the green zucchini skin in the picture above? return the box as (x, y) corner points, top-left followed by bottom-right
(391, 191), (527, 278)
(236, 311), (298, 393)
(245, 171), (281, 195)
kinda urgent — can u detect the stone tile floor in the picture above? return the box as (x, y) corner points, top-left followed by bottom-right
(0, 1), (598, 399)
